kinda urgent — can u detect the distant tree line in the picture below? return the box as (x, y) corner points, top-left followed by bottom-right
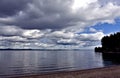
(95, 32), (120, 52)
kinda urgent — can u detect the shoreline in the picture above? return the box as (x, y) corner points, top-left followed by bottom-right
(15, 65), (120, 78)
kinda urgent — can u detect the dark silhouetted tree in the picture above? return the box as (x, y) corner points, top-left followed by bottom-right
(95, 32), (120, 52)
(103, 32), (120, 51)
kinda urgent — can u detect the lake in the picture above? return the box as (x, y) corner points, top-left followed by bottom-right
(0, 50), (119, 77)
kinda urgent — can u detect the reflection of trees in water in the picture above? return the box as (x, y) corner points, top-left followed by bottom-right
(102, 53), (120, 65)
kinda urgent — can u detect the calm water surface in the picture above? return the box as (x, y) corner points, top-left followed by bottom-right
(0, 50), (118, 77)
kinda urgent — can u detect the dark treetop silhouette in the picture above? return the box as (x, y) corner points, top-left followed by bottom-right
(95, 32), (120, 52)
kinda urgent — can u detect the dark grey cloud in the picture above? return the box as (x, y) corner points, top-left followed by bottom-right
(57, 43), (77, 45)
(56, 39), (79, 45)
(0, 0), (120, 30)
(0, 0), (31, 17)
(0, 0), (77, 29)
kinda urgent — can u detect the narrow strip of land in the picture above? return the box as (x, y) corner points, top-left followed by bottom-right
(16, 66), (120, 78)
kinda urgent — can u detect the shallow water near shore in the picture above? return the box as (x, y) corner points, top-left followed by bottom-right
(0, 50), (119, 77)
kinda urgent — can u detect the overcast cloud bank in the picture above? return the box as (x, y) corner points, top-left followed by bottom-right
(0, 0), (120, 49)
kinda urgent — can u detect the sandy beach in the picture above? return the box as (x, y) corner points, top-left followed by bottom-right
(15, 66), (120, 78)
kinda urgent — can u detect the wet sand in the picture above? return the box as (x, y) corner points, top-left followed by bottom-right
(16, 66), (120, 78)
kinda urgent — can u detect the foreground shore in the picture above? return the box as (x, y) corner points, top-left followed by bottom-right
(15, 66), (120, 78)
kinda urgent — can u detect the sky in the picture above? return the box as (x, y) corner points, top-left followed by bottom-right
(0, 0), (120, 49)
